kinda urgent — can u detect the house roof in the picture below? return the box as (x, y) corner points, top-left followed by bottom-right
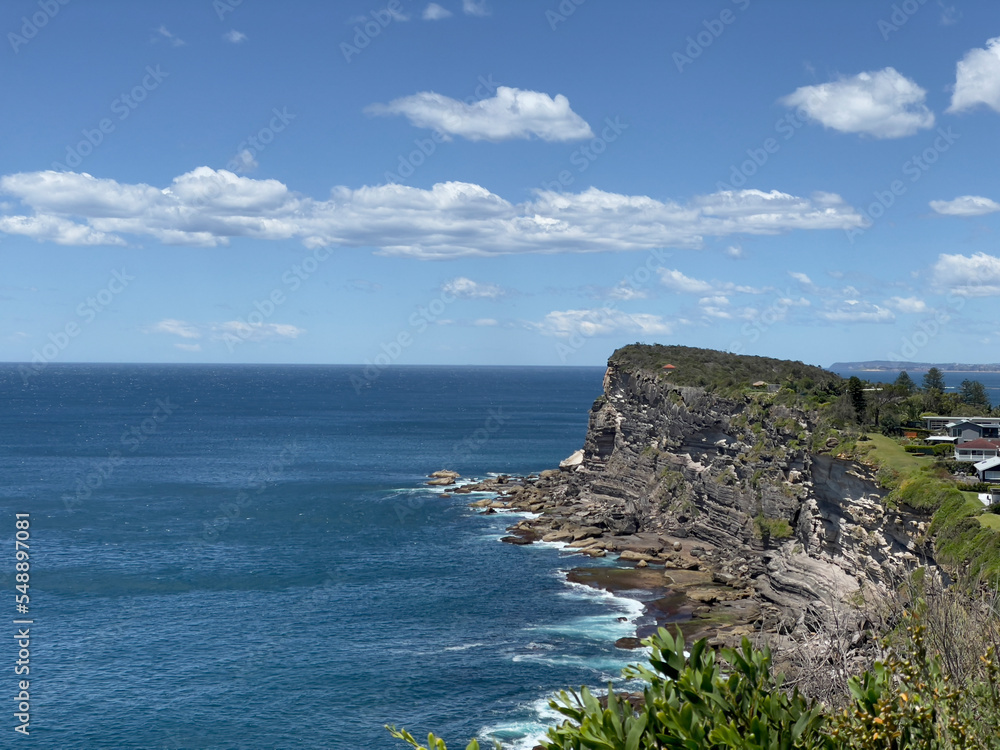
(975, 456), (1000, 471)
(956, 438), (1000, 450)
(948, 420), (984, 429)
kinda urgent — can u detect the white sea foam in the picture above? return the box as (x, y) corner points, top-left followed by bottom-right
(443, 642), (485, 652)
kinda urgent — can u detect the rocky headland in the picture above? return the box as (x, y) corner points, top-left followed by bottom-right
(443, 345), (943, 655)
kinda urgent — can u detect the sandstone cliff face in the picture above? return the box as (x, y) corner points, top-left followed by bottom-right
(566, 363), (935, 629)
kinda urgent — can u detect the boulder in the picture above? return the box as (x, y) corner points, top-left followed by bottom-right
(559, 449), (584, 471)
(430, 470), (461, 479)
(426, 477), (454, 486)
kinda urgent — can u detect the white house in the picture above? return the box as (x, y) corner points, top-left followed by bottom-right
(955, 438), (1000, 462)
(975, 456), (1000, 483)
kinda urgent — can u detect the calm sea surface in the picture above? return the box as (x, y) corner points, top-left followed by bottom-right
(832, 369), (1000, 407)
(0, 364), (653, 750)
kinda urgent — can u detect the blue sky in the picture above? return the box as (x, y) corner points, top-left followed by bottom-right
(4, 0), (1000, 369)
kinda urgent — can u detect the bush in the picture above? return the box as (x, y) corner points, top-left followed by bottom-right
(903, 445), (935, 455)
(755, 514), (794, 542)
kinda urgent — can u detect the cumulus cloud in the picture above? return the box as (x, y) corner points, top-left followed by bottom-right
(885, 296), (928, 313)
(932, 252), (1000, 296)
(780, 67), (934, 138)
(820, 300), (895, 323)
(155, 25), (186, 47)
(441, 277), (506, 299)
(462, 0), (489, 16)
(789, 271), (813, 286)
(949, 37), (1000, 113)
(223, 29), (248, 43)
(659, 268), (763, 295)
(423, 3), (452, 19)
(366, 86), (594, 142)
(530, 308), (672, 338)
(0, 169), (865, 257)
(607, 282), (649, 301)
(149, 319), (202, 339)
(148, 317), (303, 344)
(930, 195), (1000, 216)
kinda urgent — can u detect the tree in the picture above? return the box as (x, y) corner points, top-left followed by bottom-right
(923, 367), (946, 392)
(894, 370), (915, 395)
(960, 379), (990, 412)
(847, 376), (866, 424)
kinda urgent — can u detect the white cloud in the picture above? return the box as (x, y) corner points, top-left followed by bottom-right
(932, 252), (1000, 296)
(885, 296), (928, 313)
(780, 67), (934, 138)
(441, 277), (506, 299)
(155, 25), (186, 47)
(0, 213), (124, 246)
(462, 0), (489, 16)
(224, 29), (248, 43)
(423, 3), (452, 19)
(789, 271), (813, 285)
(148, 318), (303, 344)
(175, 343), (202, 352)
(149, 319), (202, 339)
(229, 149), (258, 174)
(659, 268), (763, 296)
(659, 269), (713, 294)
(473, 318), (497, 326)
(530, 308), (672, 338)
(949, 37), (1000, 113)
(725, 245), (743, 258)
(0, 169), (866, 257)
(607, 282), (649, 301)
(820, 300), (895, 323)
(929, 195), (1000, 216)
(366, 86), (594, 142)
(213, 321), (304, 341)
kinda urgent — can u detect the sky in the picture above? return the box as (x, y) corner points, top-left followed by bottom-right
(4, 0), (1000, 370)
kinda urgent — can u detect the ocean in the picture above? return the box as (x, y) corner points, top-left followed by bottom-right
(831, 369), (1000, 407)
(0, 364), (652, 749)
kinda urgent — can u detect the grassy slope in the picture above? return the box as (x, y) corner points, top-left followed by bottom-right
(859, 433), (1000, 580)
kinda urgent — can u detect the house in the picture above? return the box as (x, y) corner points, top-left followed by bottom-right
(924, 416), (1000, 434)
(974, 456), (1000, 483)
(954, 438), (1000, 462)
(947, 420), (1000, 442)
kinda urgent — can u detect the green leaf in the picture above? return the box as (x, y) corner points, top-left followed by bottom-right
(625, 714), (647, 750)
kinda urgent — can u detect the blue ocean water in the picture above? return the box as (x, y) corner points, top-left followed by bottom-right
(0, 364), (648, 749)
(832, 369), (1000, 407)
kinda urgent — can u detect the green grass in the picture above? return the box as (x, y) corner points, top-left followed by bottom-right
(978, 512), (1000, 531)
(861, 434), (930, 477)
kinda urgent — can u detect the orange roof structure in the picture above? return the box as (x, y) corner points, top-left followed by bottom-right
(662, 364), (676, 369)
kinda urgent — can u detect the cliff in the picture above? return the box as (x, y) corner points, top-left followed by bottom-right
(474, 345), (941, 644)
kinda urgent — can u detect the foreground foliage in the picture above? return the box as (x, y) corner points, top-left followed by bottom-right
(389, 604), (1000, 750)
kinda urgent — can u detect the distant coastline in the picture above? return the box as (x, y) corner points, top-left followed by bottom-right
(830, 360), (1000, 373)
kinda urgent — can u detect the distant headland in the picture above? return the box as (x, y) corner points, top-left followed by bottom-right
(830, 360), (1000, 373)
